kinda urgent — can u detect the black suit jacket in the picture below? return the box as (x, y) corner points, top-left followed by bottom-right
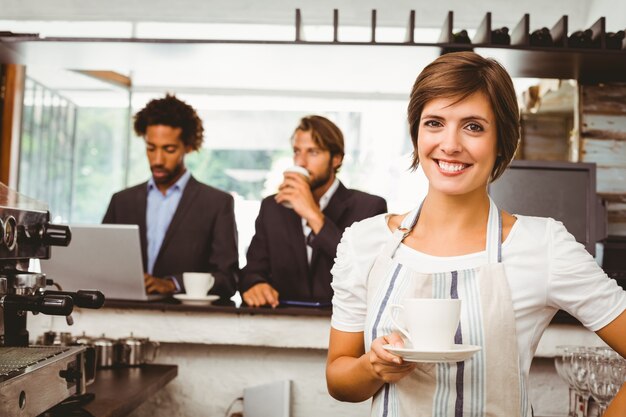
(102, 176), (239, 298)
(240, 182), (387, 303)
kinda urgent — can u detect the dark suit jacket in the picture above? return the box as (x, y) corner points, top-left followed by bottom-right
(240, 182), (387, 303)
(102, 176), (239, 298)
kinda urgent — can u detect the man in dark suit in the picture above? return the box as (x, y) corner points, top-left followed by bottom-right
(103, 94), (238, 299)
(240, 115), (386, 307)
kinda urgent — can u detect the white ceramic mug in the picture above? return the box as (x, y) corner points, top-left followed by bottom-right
(281, 166), (310, 209)
(389, 298), (461, 351)
(182, 272), (215, 298)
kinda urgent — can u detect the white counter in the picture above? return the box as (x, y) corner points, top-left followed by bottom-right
(31, 306), (332, 348)
(29, 304), (366, 417)
(27, 304), (608, 417)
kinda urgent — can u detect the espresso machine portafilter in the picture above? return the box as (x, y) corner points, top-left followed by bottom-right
(0, 184), (105, 416)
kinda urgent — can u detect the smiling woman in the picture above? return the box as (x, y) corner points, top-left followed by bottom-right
(417, 92), (498, 197)
(407, 51), (520, 182)
(325, 51), (626, 417)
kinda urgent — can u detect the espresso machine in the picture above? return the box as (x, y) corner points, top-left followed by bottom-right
(0, 183), (104, 416)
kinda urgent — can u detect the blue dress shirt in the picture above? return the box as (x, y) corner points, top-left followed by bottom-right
(146, 170), (191, 276)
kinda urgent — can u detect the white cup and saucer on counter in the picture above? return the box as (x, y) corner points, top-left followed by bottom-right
(382, 298), (481, 363)
(280, 166), (310, 209)
(173, 272), (219, 306)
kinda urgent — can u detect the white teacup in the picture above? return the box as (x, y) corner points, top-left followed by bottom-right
(281, 166), (310, 209)
(389, 298), (461, 351)
(182, 272), (215, 298)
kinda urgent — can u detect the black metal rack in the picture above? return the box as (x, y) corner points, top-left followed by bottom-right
(0, 9), (625, 83)
(292, 9), (625, 50)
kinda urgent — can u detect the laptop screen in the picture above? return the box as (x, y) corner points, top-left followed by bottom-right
(40, 224), (161, 301)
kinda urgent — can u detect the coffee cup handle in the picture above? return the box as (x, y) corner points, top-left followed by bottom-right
(389, 304), (411, 342)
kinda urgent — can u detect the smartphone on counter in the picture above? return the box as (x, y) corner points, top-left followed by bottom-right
(279, 300), (332, 308)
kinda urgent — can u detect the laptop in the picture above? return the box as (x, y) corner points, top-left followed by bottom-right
(40, 224), (167, 301)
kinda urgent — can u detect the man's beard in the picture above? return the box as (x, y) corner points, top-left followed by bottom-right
(151, 162), (184, 185)
(309, 159), (334, 191)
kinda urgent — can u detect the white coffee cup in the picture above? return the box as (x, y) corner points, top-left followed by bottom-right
(389, 298), (461, 351)
(281, 165), (310, 209)
(182, 272), (215, 298)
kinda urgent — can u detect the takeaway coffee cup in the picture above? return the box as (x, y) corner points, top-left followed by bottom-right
(389, 298), (461, 351)
(281, 166), (310, 209)
(183, 272), (215, 298)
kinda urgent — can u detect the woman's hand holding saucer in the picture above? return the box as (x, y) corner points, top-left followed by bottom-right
(369, 333), (416, 383)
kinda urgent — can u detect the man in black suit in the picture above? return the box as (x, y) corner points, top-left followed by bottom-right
(240, 115), (387, 307)
(103, 94), (238, 298)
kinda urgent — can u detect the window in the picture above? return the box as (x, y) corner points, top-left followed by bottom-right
(17, 71), (425, 266)
(19, 78), (77, 221)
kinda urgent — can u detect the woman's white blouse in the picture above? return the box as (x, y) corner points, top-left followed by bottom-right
(331, 213), (626, 370)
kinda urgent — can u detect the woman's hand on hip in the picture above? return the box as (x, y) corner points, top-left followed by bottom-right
(368, 333), (416, 383)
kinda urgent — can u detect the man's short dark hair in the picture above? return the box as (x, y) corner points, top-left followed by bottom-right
(293, 115), (345, 173)
(134, 94), (204, 151)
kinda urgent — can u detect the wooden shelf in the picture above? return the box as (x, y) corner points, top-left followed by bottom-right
(42, 365), (178, 417)
(83, 365), (177, 417)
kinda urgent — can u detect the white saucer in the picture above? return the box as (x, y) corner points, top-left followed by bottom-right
(383, 344), (481, 363)
(173, 294), (220, 306)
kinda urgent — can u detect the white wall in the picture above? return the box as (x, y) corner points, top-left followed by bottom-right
(586, 0), (626, 30)
(0, 0), (594, 30)
(127, 344), (369, 417)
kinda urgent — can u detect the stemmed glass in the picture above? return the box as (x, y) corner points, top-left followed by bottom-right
(609, 353), (626, 413)
(554, 345), (579, 417)
(588, 348), (620, 416)
(610, 354), (626, 387)
(570, 346), (592, 417)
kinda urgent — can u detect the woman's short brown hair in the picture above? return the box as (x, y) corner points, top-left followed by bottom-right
(407, 52), (520, 182)
(293, 115), (345, 173)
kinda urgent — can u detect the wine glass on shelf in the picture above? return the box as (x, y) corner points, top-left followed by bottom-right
(608, 352), (626, 411)
(588, 348), (619, 417)
(570, 346), (592, 417)
(610, 354), (626, 383)
(554, 345), (579, 417)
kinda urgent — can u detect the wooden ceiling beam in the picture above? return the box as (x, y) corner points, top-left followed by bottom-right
(73, 70), (131, 89)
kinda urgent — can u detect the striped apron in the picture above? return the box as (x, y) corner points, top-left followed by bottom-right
(364, 198), (530, 417)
